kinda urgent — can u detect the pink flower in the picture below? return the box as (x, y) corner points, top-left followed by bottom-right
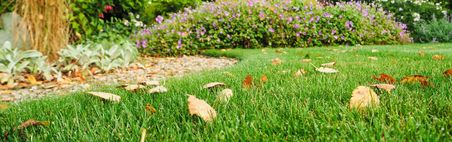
(156, 15), (164, 24)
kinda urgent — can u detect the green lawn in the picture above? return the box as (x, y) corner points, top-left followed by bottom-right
(1, 44), (451, 141)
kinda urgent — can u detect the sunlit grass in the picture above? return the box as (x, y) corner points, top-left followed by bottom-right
(1, 43), (451, 141)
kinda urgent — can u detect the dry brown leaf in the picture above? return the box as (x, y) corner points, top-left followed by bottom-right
(349, 86), (380, 110)
(145, 103), (156, 114)
(142, 80), (160, 86)
(444, 69), (452, 77)
(3, 119), (50, 139)
(301, 59), (312, 63)
(401, 75), (429, 86)
(87, 92), (121, 102)
(293, 69), (307, 77)
(90, 67), (100, 75)
(124, 84), (146, 91)
(275, 49), (287, 54)
(368, 57), (378, 61)
(216, 89), (233, 103)
(0, 84), (15, 90)
(0, 90), (13, 95)
(316, 67), (338, 73)
(188, 95), (217, 122)
(418, 50), (425, 56)
(432, 54), (445, 60)
(1, 97), (16, 102)
(272, 58), (282, 65)
(148, 86), (168, 94)
(372, 74), (396, 84)
(370, 84), (396, 93)
(260, 75), (268, 83)
(203, 82), (225, 89)
(242, 75), (253, 89)
(321, 62), (336, 67)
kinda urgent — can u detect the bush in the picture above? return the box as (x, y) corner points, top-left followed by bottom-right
(134, 1), (410, 56)
(140, 0), (204, 24)
(411, 17), (452, 43)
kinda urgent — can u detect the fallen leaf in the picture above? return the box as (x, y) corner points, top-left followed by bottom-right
(372, 74), (396, 84)
(87, 92), (121, 102)
(293, 69), (307, 77)
(272, 58), (282, 65)
(1, 97), (16, 102)
(275, 49), (287, 54)
(203, 82), (225, 89)
(401, 75), (429, 86)
(260, 75), (268, 83)
(243, 74), (253, 89)
(142, 80), (160, 86)
(418, 50), (425, 56)
(349, 86), (380, 110)
(0, 84), (15, 90)
(187, 95), (217, 122)
(370, 84), (396, 93)
(3, 119), (50, 139)
(368, 57), (378, 60)
(432, 54), (445, 60)
(145, 103), (156, 114)
(90, 67), (100, 75)
(371, 49), (379, 53)
(301, 59), (312, 63)
(0, 103), (9, 111)
(124, 84), (146, 91)
(148, 86), (168, 94)
(0, 90), (12, 95)
(316, 67), (338, 73)
(444, 69), (452, 77)
(321, 62), (336, 67)
(140, 128), (147, 142)
(26, 75), (41, 85)
(216, 89), (233, 103)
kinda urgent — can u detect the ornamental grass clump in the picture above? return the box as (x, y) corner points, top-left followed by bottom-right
(134, 0), (411, 56)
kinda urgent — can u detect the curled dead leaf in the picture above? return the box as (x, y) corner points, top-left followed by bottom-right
(216, 89), (233, 103)
(145, 103), (156, 114)
(401, 75), (430, 86)
(142, 80), (160, 86)
(187, 95), (217, 122)
(349, 86), (380, 110)
(203, 82), (225, 89)
(148, 86), (168, 94)
(87, 92), (121, 102)
(372, 74), (396, 84)
(321, 62), (336, 67)
(370, 84), (396, 93)
(316, 67), (338, 73)
(3, 119), (50, 139)
(272, 58), (282, 65)
(443, 69), (452, 77)
(432, 54), (445, 60)
(124, 84), (146, 91)
(294, 69), (307, 77)
(243, 75), (253, 89)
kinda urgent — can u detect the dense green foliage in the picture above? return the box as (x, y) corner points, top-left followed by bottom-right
(412, 18), (452, 43)
(134, 1), (410, 56)
(1, 44), (451, 141)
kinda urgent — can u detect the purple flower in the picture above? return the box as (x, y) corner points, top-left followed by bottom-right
(141, 40), (148, 48)
(294, 24), (300, 29)
(259, 11), (266, 19)
(345, 20), (353, 29)
(136, 40), (141, 48)
(332, 30), (337, 35)
(287, 17), (293, 23)
(296, 32), (301, 37)
(156, 15), (164, 24)
(177, 39), (183, 49)
(323, 12), (332, 18)
(269, 28), (275, 33)
(247, 0), (254, 7)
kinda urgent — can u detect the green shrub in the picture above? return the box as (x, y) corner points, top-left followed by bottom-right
(411, 18), (452, 43)
(134, 1), (410, 56)
(141, 0), (203, 24)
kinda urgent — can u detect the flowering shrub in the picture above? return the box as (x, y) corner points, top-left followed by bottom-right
(411, 17), (452, 43)
(134, 0), (410, 56)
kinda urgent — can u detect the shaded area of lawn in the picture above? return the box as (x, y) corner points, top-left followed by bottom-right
(1, 44), (451, 141)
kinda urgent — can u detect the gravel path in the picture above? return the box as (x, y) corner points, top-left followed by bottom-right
(0, 56), (237, 102)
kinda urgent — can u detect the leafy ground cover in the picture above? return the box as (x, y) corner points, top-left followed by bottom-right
(1, 43), (451, 141)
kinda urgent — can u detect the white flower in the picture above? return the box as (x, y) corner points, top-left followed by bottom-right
(391, 0), (395, 3)
(412, 12), (420, 22)
(123, 20), (129, 26)
(399, 8), (403, 11)
(442, 10), (448, 16)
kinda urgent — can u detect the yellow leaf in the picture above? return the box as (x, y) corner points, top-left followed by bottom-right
(321, 62), (336, 67)
(349, 86), (380, 110)
(293, 69), (307, 77)
(87, 92), (121, 102)
(316, 67), (338, 73)
(140, 128), (147, 142)
(26, 75), (41, 85)
(188, 95), (217, 122)
(145, 103), (156, 114)
(432, 54), (445, 60)
(272, 58), (282, 65)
